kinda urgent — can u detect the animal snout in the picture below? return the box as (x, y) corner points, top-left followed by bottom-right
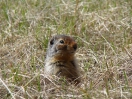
(57, 45), (67, 51)
(57, 43), (77, 52)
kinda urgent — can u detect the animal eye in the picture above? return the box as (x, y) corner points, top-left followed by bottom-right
(50, 39), (54, 45)
(60, 40), (64, 44)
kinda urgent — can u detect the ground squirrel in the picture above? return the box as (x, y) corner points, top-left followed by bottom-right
(44, 34), (80, 85)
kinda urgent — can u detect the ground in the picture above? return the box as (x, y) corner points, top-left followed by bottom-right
(0, 0), (132, 99)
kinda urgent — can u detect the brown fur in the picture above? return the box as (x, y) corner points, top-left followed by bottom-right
(44, 34), (80, 85)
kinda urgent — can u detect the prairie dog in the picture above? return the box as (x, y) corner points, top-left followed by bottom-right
(44, 34), (80, 84)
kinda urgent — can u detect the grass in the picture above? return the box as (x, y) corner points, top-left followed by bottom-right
(0, 0), (132, 98)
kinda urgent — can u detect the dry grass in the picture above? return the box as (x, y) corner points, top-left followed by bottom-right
(0, 0), (132, 99)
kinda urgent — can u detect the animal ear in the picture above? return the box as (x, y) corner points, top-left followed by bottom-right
(73, 43), (77, 50)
